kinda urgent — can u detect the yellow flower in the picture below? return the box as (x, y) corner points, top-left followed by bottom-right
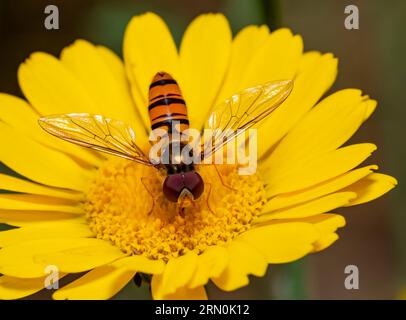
(0, 12), (397, 300)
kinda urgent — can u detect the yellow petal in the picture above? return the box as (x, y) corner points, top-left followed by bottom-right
(265, 89), (376, 164)
(0, 222), (93, 247)
(298, 51), (323, 71)
(0, 93), (102, 167)
(53, 261), (135, 300)
(18, 52), (98, 115)
(151, 252), (198, 299)
(115, 255), (165, 274)
(0, 275), (49, 299)
(212, 241), (267, 292)
(238, 28), (303, 90)
(263, 143), (377, 196)
(60, 40), (132, 121)
(238, 222), (318, 263)
(258, 52), (338, 157)
(306, 214), (346, 252)
(124, 12), (179, 127)
(342, 173), (397, 206)
(96, 46), (128, 81)
(258, 192), (356, 221)
(179, 13), (232, 130)
(152, 282), (207, 300)
(53, 256), (165, 300)
(97, 45), (150, 149)
(0, 122), (91, 191)
(0, 210), (85, 227)
(0, 238), (125, 278)
(266, 165), (377, 211)
(0, 174), (83, 201)
(60, 40), (149, 150)
(313, 233), (339, 252)
(188, 246), (228, 289)
(215, 25), (269, 104)
(256, 213), (345, 252)
(166, 286), (207, 300)
(0, 194), (82, 214)
(215, 215), (344, 290)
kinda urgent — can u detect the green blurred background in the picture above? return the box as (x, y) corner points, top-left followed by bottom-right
(0, 0), (404, 299)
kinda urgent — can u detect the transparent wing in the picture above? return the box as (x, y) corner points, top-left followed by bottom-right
(38, 113), (153, 165)
(201, 80), (293, 159)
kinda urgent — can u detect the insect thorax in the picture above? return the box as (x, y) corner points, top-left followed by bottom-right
(161, 140), (195, 175)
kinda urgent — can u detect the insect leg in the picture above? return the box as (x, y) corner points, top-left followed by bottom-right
(140, 177), (158, 216)
(178, 206), (186, 218)
(177, 191), (194, 217)
(214, 164), (237, 191)
(204, 182), (216, 215)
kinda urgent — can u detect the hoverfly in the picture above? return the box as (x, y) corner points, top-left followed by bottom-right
(39, 72), (293, 211)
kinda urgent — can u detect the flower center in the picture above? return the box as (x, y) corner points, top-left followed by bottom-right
(84, 158), (266, 261)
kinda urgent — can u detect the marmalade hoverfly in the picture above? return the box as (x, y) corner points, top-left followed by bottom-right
(39, 72), (293, 210)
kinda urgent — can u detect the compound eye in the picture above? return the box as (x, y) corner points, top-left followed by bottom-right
(162, 174), (183, 202)
(183, 172), (204, 200)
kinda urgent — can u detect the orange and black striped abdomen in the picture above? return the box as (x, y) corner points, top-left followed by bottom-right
(148, 72), (189, 133)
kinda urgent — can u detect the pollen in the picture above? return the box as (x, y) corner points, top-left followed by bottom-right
(84, 158), (266, 261)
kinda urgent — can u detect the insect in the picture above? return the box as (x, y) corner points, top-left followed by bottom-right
(38, 72), (293, 212)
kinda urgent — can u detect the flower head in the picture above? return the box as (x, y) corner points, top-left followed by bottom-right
(0, 12), (397, 300)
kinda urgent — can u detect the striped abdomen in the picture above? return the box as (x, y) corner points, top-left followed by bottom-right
(148, 72), (189, 133)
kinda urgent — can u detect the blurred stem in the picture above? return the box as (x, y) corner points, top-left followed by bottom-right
(286, 261), (307, 300)
(261, 0), (282, 29)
